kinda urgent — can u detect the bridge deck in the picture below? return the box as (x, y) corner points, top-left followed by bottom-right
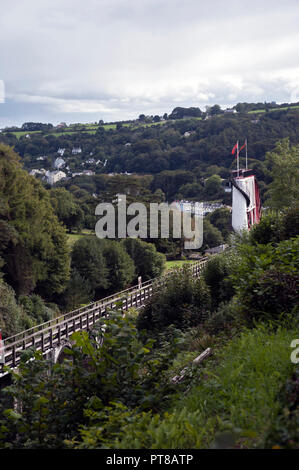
(0, 259), (207, 373)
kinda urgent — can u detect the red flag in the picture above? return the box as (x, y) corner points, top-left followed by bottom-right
(231, 142), (238, 155)
(239, 141), (246, 152)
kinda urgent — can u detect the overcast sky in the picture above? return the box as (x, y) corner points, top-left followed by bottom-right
(1, 0), (299, 127)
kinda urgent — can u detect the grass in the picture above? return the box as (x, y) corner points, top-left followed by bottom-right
(9, 120), (169, 139)
(10, 130), (42, 138)
(67, 229), (94, 247)
(165, 260), (196, 271)
(248, 105), (299, 114)
(114, 323), (298, 449)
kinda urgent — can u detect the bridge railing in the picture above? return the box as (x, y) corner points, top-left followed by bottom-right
(1, 258), (208, 370)
(3, 278), (154, 346)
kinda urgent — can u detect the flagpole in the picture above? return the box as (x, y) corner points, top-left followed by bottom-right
(237, 140), (239, 177)
(245, 138), (248, 170)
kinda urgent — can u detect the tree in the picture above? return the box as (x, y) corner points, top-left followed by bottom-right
(71, 237), (108, 294)
(208, 208), (232, 241)
(204, 174), (224, 199)
(0, 279), (24, 336)
(102, 241), (135, 292)
(209, 104), (223, 115)
(151, 170), (195, 200)
(265, 139), (299, 210)
(63, 269), (94, 311)
(203, 219), (224, 249)
(122, 238), (165, 281)
(50, 188), (84, 232)
(0, 144), (70, 298)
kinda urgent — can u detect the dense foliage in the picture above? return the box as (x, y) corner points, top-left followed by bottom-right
(137, 266), (211, 334)
(0, 144), (70, 299)
(0, 106), (298, 449)
(0, 145), (170, 335)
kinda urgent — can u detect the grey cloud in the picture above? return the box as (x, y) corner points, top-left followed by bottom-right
(0, 0), (299, 126)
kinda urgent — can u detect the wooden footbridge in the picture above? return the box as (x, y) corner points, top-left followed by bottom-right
(0, 259), (208, 374)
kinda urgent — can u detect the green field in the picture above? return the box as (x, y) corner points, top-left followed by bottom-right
(165, 259), (196, 271)
(248, 105), (299, 114)
(9, 120), (169, 139)
(67, 230), (94, 247)
(10, 130), (43, 138)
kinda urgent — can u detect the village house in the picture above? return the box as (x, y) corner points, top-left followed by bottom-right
(45, 170), (66, 185)
(54, 157), (66, 169)
(57, 148), (65, 156)
(30, 169), (46, 176)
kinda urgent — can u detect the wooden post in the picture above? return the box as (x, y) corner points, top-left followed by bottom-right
(171, 348), (212, 384)
(12, 346), (16, 368)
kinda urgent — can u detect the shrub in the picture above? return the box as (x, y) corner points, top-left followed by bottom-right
(0, 280), (24, 336)
(229, 237), (299, 324)
(249, 207), (299, 246)
(203, 252), (236, 310)
(137, 266), (211, 334)
(204, 299), (244, 335)
(264, 368), (299, 449)
(249, 211), (282, 245)
(0, 310), (180, 448)
(113, 324), (298, 449)
(280, 205), (299, 240)
(19, 294), (57, 325)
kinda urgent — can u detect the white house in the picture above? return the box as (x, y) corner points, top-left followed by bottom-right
(30, 169), (46, 176)
(45, 170), (66, 185)
(57, 148), (65, 156)
(54, 157), (66, 169)
(72, 147), (82, 155)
